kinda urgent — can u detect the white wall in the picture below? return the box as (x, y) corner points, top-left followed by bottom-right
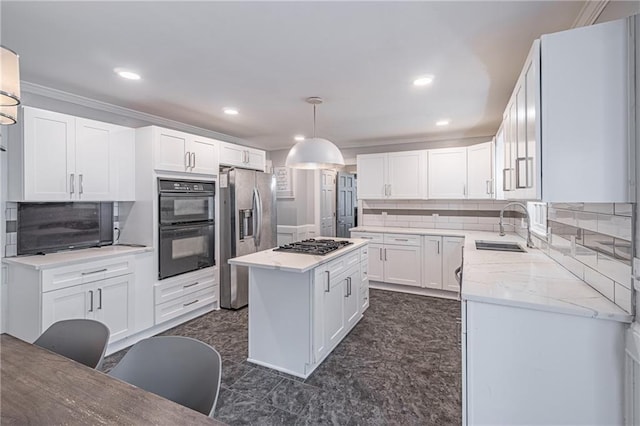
(595, 1), (640, 24)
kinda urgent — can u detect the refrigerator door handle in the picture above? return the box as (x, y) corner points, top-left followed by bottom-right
(253, 187), (262, 248)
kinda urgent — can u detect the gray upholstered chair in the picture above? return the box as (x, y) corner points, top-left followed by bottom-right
(34, 319), (110, 369)
(108, 336), (222, 416)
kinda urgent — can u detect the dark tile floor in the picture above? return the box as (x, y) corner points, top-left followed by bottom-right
(101, 290), (462, 425)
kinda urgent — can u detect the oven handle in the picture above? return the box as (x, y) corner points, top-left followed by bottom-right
(159, 222), (214, 232)
(253, 187), (262, 248)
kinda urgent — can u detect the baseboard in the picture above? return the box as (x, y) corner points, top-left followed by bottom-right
(370, 281), (460, 301)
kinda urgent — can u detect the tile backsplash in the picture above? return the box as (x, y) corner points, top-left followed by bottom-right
(361, 200), (518, 232)
(544, 202), (633, 314)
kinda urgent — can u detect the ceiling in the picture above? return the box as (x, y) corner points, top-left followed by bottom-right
(1, 1), (585, 151)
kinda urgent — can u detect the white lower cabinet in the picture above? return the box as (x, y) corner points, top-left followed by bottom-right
(423, 236), (463, 292)
(463, 299), (626, 425)
(8, 255), (136, 344)
(153, 267), (218, 325)
(354, 232), (421, 287)
(354, 231), (463, 294)
(246, 246), (366, 378)
(42, 275), (134, 343)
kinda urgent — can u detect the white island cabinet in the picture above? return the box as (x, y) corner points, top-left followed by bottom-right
(228, 238), (368, 379)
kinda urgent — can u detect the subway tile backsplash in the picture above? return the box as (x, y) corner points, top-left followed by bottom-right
(547, 203), (633, 314)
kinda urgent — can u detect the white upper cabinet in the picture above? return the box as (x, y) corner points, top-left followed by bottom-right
(427, 147), (467, 199)
(466, 141), (494, 199)
(357, 151), (424, 199)
(500, 41), (541, 201)
(387, 151), (424, 199)
(153, 127), (218, 176)
(356, 154), (387, 199)
(540, 17), (632, 202)
(219, 141), (265, 171)
(9, 107), (135, 201)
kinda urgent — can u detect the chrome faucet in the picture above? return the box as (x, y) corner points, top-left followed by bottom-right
(499, 202), (534, 248)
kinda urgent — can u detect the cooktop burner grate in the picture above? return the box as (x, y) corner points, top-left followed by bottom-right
(274, 239), (353, 256)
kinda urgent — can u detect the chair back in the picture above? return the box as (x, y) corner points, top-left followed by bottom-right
(34, 319), (110, 369)
(108, 336), (222, 416)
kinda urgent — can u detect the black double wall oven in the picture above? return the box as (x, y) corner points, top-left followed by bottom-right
(158, 179), (215, 280)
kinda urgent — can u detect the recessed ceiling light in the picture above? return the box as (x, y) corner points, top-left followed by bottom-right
(436, 119), (450, 126)
(413, 75), (434, 86)
(114, 68), (141, 80)
(294, 135), (305, 141)
(223, 107), (239, 115)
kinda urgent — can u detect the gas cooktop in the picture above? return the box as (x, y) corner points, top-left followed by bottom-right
(274, 239), (353, 256)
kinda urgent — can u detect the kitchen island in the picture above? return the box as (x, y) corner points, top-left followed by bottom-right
(228, 238), (368, 378)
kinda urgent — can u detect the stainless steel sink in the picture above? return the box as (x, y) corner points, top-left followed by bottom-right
(475, 240), (526, 253)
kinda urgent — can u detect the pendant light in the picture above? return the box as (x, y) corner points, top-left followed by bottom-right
(0, 46), (21, 125)
(285, 97), (345, 169)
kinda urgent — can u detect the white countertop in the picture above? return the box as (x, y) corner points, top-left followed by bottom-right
(228, 238), (368, 273)
(2, 245), (152, 270)
(351, 226), (632, 323)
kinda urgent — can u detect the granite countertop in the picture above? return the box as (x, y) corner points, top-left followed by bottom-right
(2, 245), (152, 270)
(228, 238), (368, 273)
(351, 226), (632, 323)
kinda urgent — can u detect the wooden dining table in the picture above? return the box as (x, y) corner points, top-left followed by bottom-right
(1, 334), (225, 425)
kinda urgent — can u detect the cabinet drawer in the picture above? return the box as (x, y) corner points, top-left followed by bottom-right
(155, 286), (217, 325)
(155, 276), (216, 305)
(42, 256), (135, 293)
(360, 246), (369, 261)
(361, 261), (369, 281)
(383, 233), (421, 246)
(351, 232), (384, 244)
(326, 250), (359, 278)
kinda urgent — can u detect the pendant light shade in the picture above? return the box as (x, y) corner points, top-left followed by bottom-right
(0, 46), (21, 126)
(285, 97), (344, 169)
(0, 105), (18, 125)
(0, 46), (21, 106)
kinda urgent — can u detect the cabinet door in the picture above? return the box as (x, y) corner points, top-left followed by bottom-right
(313, 269), (329, 363)
(423, 236), (443, 289)
(387, 151), (424, 199)
(189, 136), (218, 175)
(503, 102), (516, 196)
(367, 244), (384, 282)
(467, 142), (494, 199)
(494, 129), (505, 200)
(427, 148), (467, 199)
(324, 272), (346, 350)
(383, 245), (422, 287)
(23, 107), (76, 201)
(356, 154), (387, 199)
(42, 283), (93, 333)
(443, 237), (463, 293)
(75, 118), (117, 200)
(219, 142), (245, 167)
(111, 125), (136, 201)
(344, 268), (360, 329)
(154, 128), (188, 173)
(246, 148), (266, 171)
(95, 275), (133, 343)
(522, 51), (539, 200)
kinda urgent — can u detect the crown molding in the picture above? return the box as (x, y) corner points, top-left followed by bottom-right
(20, 81), (249, 146)
(572, 0), (609, 28)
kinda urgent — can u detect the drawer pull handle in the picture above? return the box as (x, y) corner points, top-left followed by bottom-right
(183, 299), (199, 307)
(360, 236), (373, 239)
(394, 238), (409, 242)
(82, 268), (108, 276)
(183, 281), (199, 289)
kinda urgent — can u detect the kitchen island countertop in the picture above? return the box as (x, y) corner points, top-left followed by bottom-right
(227, 238), (368, 273)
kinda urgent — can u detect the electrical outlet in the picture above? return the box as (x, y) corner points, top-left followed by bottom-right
(433, 213), (439, 219)
(381, 211), (387, 217)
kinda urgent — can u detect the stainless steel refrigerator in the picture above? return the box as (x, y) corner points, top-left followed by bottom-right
(219, 167), (277, 309)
